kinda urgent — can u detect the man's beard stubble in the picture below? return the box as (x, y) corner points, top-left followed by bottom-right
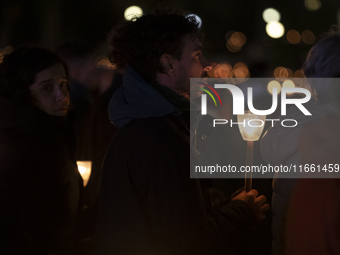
(173, 66), (190, 99)
(174, 66), (206, 100)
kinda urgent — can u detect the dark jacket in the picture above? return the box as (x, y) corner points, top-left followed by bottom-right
(96, 68), (256, 255)
(0, 97), (83, 255)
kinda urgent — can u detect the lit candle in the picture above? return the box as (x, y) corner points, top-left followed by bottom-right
(76, 161), (92, 186)
(237, 111), (266, 191)
(237, 112), (266, 141)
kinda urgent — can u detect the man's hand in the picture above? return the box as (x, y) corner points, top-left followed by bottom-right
(232, 189), (269, 223)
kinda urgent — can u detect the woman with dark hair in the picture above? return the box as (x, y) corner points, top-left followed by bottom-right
(0, 47), (83, 255)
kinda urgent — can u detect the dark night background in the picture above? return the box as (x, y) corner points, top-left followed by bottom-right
(1, 0), (340, 77)
(1, 1), (337, 254)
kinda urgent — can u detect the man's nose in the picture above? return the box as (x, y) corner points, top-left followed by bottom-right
(202, 57), (212, 72)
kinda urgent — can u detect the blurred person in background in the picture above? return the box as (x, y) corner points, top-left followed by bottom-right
(76, 64), (123, 243)
(286, 46), (340, 255)
(0, 47), (83, 255)
(55, 40), (100, 136)
(261, 30), (340, 255)
(285, 115), (340, 255)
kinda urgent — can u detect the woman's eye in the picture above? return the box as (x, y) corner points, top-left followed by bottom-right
(42, 84), (52, 91)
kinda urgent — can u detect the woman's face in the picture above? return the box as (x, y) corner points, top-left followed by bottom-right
(29, 64), (70, 116)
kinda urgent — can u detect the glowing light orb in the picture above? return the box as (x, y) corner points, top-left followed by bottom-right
(227, 39), (242, 52)
(262, 8), (281, 23)
(230, 32), (246, 47)
(287, 30), (301, 44)
(124, 6), (143, 21)
(302, 30), (316, 44)
(267, 80), (282, 94)
(305, 0), (321, 11)
(282, 80), (296, 94)
(294, 69), (304, 78)
(217, 63), (232, 78)
(266, 21), (285, 39)
(234, 62), (249, 79)
(186, 14), (202, 28)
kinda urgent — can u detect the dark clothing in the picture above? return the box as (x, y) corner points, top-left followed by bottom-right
(261, 101), (338, 255)
(96, 68), (255, 255)
(76, 73), (123, 241)
(0, 97), (83, 255)
(69, 79), (93, 133)
(77, 72), (123, 207)
(198, 114), (273, 255)
(287, 179), (340, 255)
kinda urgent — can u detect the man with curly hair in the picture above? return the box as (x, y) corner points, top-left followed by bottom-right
(96, 10), (269, 255)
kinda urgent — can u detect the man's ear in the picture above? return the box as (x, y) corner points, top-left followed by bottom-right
(160, 54), (175, 76)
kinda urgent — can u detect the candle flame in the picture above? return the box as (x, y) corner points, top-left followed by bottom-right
(76, 161), (92, 186)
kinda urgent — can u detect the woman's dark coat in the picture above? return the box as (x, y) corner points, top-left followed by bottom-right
(0, 97), (83, 255)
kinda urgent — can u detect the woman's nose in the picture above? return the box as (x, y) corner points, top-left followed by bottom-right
(55, 87), (68, 102)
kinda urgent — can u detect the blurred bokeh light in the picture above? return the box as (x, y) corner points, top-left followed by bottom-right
(226, 31), (246, 53)
(267, 80), (282, 94)
(266, 21), (285, 38)
(262, 8), (281, 23)
(124, 6), (143, 21)
(274, 67), (289, 78)
(282, 80), (296, 94)
(217, 62), (233, 78)
(294, 69), (305, 78)
(231, 32), (246, 47)
(302, 30), (316, 44)
(304, 0), (322, 11)
(233, 62), (250, 81)
(287, 30), (301, 44)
